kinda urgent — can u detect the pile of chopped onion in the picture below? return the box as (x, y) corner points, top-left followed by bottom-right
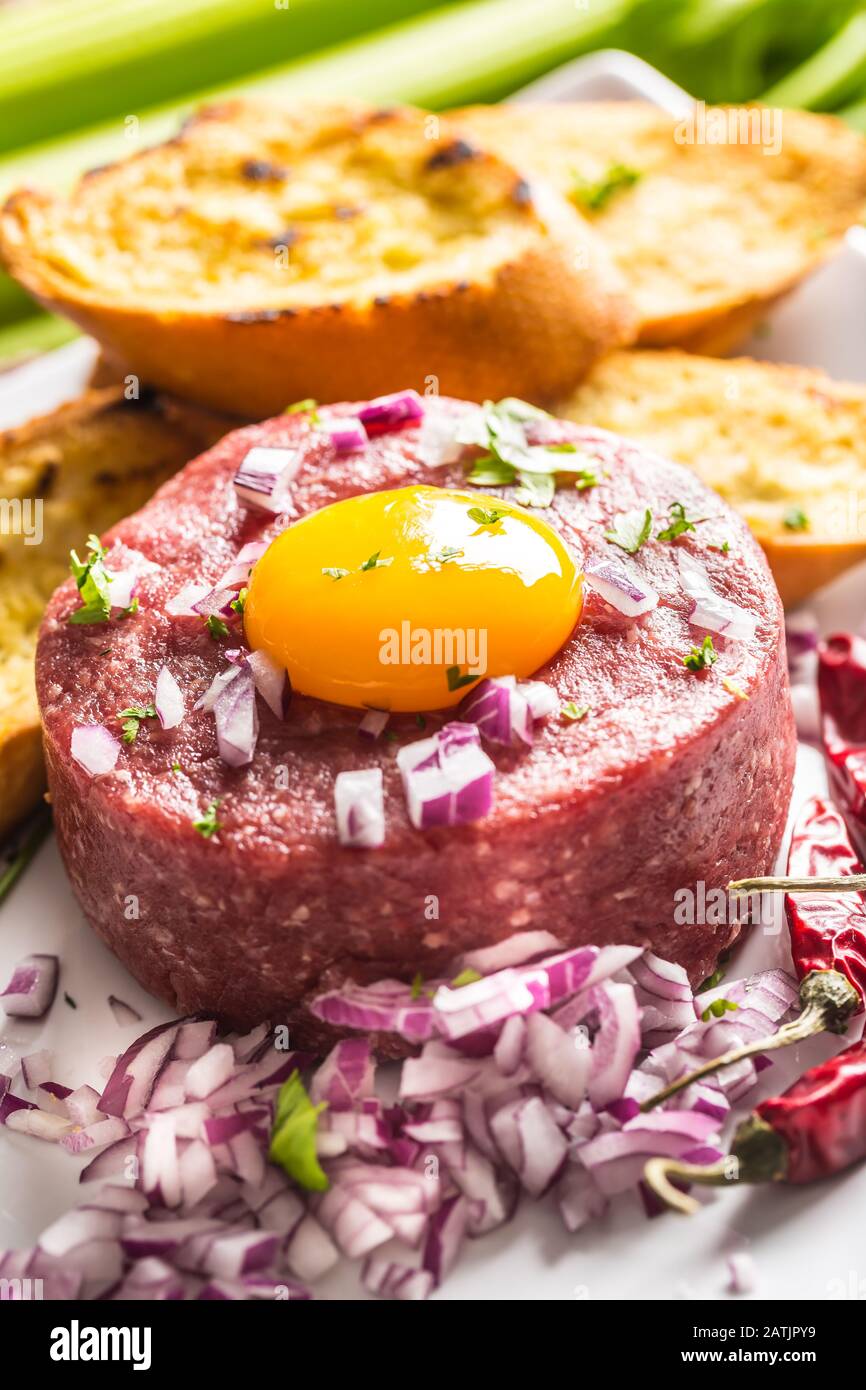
(0, 935), (798, 1301)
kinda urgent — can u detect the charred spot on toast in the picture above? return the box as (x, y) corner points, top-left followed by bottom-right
(425, 139), (480, 172)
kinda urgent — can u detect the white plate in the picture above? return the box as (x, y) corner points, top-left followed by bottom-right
(2, 51), (865, 1302)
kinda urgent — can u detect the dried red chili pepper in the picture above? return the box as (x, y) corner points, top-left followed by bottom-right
(642, 796), (862, 1110)
(645, 1035), (866, 1213)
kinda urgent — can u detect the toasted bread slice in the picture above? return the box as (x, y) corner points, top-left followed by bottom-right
(0, 387), (229, 839)
(455, 103), (866, 354)
(557, 349), (866, 607)
(0, 100), (636, 417)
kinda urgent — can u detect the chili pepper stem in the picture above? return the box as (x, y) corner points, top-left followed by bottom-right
(644, 1157), (729, 1215)
(640, 1004), (827, 1112)
(728, 874), (866, 894)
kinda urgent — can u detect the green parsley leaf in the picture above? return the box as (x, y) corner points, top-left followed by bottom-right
(701, 997), (739, 1023)
(698, 967), (725, 993)
(192, 799), (222, 839)
(561, 702), (590, 722)
(68, 535), (113, 625)
(451, 968), (483, 988)
(410, 972), (425, 1000)
(468, 505), (511, 527)
(572, 163), (641, 213)
(119, 596), (140, 619)
(466, 455), (518, 487)
(205, 615), (230, 640)
(683, 635), (718, 671)
(711, 540), (731, 555)
(415, 714), (427, 729)
(322, 566), (350, 581)
(783, 507), (809, 532)
(117, 703), (157, 744)
(286, 397), (320, 423)
(604, 507), (653, 554)
(447, 665), (479, 692)
(515, 470), (555, 508)
(360, 551), (393, 571)
(656, 501), (708, 543)
(230, 587), (247, 614)
(429, 547), (463, 565)
(269, 1071), (330, 1192)
(171, 762), (183, 774)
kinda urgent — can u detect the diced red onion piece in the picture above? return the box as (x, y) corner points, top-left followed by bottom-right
(587, 982), (642, 1109)
(154, 665), (184, 730)
(233, 445), (298, 513)
(6, 1108), (74, 1141)
(192, 585), (237, 619)
(458, 676), (533, 746)
(108, 571), (137, 611)
(678, 550), (757, 642)
(457, 930), (563, 975)
(71, 724), (120, 777)
(194, 661), (242, 713)
(555, 1162), (607, 1233)
(362, 1257), (434, 1301)
(526, 1012), (590, 1109)
(214, 664), (258, 766)
(358, 707), (389, 740)
(422, 1194), (469, 1286)
(21, 1050), (53, 1089)
(727, 1251), (757, 1294)
(321, 415), (368, 453)
(397, 722), (494, 828)
(584, 558), (659, 618)
(518, 679), (559, 720)
(216, 540), (269, 590)
(1, 953), (59, 1019)
(310, 979), (438, 1042)
(246, 648), (289, 718)
(185, 1044), (237, 1100)
(334, 768), (385, 848)
(310, 1040), (374, 1111)
(490, 1095), (568, 1197)
(166, 581), (210, 617)
(418, 411), (464, 466)
(358, 389), (425, 432)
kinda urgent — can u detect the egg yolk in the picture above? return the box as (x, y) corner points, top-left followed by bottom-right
(243, 485), (582, 712)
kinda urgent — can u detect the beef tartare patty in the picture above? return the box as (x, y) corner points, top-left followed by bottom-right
(36, 397), (796, 1044)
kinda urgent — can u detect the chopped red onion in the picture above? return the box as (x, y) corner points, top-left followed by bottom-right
(194, 661), (243, 713)
(726, 1251), (757, 1294)
(678, 550), (757, 642)
(214, 663), (259, 766)
(107, 570), (137, 612)
(457, 930), (562, 974)
(310, 1041), (374, 1111)
(526, 1012), (590, 1109)
(518, 679), (559, 720)
(422, 1194), (469, 1286)
(216, 540), (269, 590)
(334, 768), (385, 849)
(358, 390), (425, 433)
(362, 1257), (435, 1301)
(166, 581), (211, 617)
(321, 416), (368, 453)
(397, 722), (494, 828)
(192, 585), (237, 619)
(1, 953), (59, 1019)
(585, 557), (659, 618)
(6, 1108), (74, 1142)
(588, 983), (641, 1108)
(233, 445), (298, 512)
(358, 707), (389, 741)
(70, 724), (120, 777)
(21, 1050), (53, 1090)
(107, 995), (143, 1027)
(154, 665), (184, 730)
(246, 649), (290, 719)
(418, 411), (464, 466)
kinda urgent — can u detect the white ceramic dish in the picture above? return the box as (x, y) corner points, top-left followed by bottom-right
(1, 50), (865, 1302)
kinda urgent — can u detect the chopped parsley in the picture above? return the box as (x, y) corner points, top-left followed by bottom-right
(117, 703), (157, 744)
(64, 992), (78, 1010)
(515, 471), (555, 508)
(68, 535), (112, 625)
(192, 799), (222, 839)
(657, 501), (708, 543)
(683, 635), (718, 671)
(429, 546), (463, 565)
(783, 507), (809, 532)
(572, 163), (641, 213)
(286, 397), (320, 422)
(561, 702), (590, 722)
(722, 675), (748, 701)
(701, 997), (739, 1023)
(410, 971), (425, 1000)
(322, 566), (350, 581)
(171, 762), (183, 773)
(711, 540), (731, 555)
(205, 615), (230, 640)
(468, 505), (511, 527)
(360, 551), (393, 571)
(269, 1071), (329, 1192)
(604, 507), (653, 555)
(230, 587), (247, 614)
(451, 968), (483, 988)
(699, 967), (725, 993)
(460, 399), (599, 508)
(447, 665), (479, 692)
(466, 456), (517, 487)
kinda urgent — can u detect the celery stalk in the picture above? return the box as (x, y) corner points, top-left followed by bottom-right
(761, 11), (866, 110)
(0, 0), (443, 154)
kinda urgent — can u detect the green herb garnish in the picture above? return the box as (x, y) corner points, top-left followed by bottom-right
(572, 163), (641, 213)
(701, 997), (739, 1023)
(269, 1071), (329, 1192)
(468, 505), (511, 527)
(604, 507), (653, 555)
(230, 587), (247, 614)
(192, 799), (222, 839)
(0, 810), (52, 907)
(117, 702), (157, 744)
(451, 968), (483, 988)
(68, 535), (112, 625)
(699, 967), (725, 993)
(447, 665), (479, 692)
(410, 972), (425, 1000)
(515, 471), (555, 508)
(657, 501), (708, 543)
(286, 397), (320, 422)
(322, 566), (350, 581)
(683, 635), (718, 671)
(561, 702), (590, 722)
(783, 507), (809, 532)
(429, 547), (463, 565)
(205, 615), (230, 640)
(360, 551), (393, 571)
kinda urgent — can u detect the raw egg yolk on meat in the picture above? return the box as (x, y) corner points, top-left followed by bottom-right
(243, 485), (582, 712)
